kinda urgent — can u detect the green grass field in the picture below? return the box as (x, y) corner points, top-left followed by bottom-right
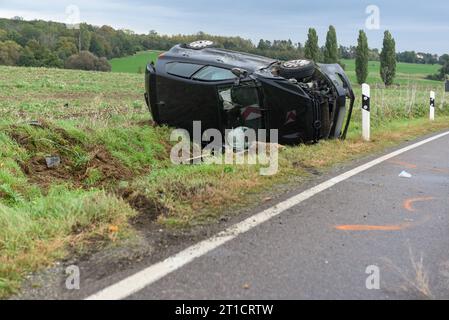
(110, 50), (443, 87)
(110, 51), (161, 73)
(341, 59), (441, 86)
(0, 62), (448, 298)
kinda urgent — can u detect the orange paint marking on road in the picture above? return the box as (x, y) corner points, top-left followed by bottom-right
(430, 167), (449, 174)
(335, 197), (436, 232)
(387, 159), (417, 169)
(335, 224), (407, 231)
(387, 159), (449, 175)
(403, 197), (435, 212)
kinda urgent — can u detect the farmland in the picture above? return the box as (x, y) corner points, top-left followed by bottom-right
(110, 51), (162, 74)
(0, 63), (448, 298)
(110, 50), (442, 85)
(341, 59), (441, 86)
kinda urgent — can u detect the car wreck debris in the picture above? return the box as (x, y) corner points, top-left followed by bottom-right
(45, 156), (61, 169)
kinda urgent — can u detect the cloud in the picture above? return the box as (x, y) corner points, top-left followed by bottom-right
(0, 0), (447, 54)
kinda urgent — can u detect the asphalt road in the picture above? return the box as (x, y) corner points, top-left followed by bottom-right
(125, 133), (449, 300)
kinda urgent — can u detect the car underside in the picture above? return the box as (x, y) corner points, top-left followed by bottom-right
(145, 40), (355, 145)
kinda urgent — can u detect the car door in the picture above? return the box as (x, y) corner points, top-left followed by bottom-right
(156, 62), (237, 135)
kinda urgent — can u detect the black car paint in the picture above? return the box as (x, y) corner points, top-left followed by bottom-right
(145, 44), (355, 144)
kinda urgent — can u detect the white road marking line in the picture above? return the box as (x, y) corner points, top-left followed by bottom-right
(86, 130), (449, 300)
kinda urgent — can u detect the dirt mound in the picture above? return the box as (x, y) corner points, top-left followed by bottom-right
(9, 122), (132, 189)
(79, 148), (133, 186)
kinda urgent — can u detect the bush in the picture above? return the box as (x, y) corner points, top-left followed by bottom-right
(18, 40), (63, 68)
(65, 51), (111, 72)
(426, 73), (443, 81)
(95, 57), (112, 72)
(0, 40), (22, 66)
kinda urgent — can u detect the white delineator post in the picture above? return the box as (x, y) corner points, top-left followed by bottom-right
(362, 83), (371, 141)
(430, 91), (435, 121)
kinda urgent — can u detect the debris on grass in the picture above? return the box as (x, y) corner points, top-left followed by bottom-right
(45, 156), (61, 168)
(28, 120), (44, 128)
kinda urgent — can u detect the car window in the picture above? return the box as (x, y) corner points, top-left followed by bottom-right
(193, 66), (236, 81)
(166, 62), (203, 78)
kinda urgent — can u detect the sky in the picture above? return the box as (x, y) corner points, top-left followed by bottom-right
(0, 0), (448, 54)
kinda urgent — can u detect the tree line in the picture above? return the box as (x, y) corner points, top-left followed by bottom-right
(0, 17), (447, 82)
(303, 27), (398, 86)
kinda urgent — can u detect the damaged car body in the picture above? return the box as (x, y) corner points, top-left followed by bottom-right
(145, 40), (355, 145)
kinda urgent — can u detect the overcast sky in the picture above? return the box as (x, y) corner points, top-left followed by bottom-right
(1, 0), (448, 54)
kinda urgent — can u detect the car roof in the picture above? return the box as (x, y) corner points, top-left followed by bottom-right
(162, 44), (278, 72)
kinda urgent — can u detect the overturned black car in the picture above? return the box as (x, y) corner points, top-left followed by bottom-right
(145, 40), (355, 145)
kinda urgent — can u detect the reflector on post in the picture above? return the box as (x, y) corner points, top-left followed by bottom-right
(430, 91), (435, 121)
(362, 83), (370, 141)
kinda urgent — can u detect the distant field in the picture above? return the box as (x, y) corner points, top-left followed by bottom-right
(341, 59), (441, 85)
(110, 50), (162, 73)
(110, 51), (442, 87)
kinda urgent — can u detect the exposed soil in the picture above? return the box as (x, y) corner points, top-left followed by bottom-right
(8, 122), (133, 190)
(135, 119), (156, 127)
(119, 188), (161, 225)
(292, 160), (321, 176)
(7, 121), (171, 229)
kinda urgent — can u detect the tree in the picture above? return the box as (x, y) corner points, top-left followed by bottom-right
(0, 40), (22, 65)
(380, 30), (397, 86)
(323, 26), (338, 63)
(0, 28), (7, 41)
(257, 39), (271, 51)
(89, 32), (113, 58)
(439, 54), (449, 65)
(18, 46), (37, 66)
(56, 37), (78, 60)
(18, 39), (62, 68)
(428, 54), (449, 80)
(397, 51), (417, 64)
(439, 54), (449, 78)
(304, 28), (320, 62)
(21, 24), (42, 42)
(6, 29), (24, 46)
(79, 25), (92, 52)
(339, 45), (353, 59)
(89, 34), (106, 57)
(355, 30), (369, 84)
(368, 48), (380, 61)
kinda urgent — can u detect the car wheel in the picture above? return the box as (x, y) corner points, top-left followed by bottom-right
(279, 59), (315, 80)
(186, 40), (215, 50)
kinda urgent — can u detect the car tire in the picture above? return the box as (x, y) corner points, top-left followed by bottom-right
(279, 59), (315, 80)
(185, 40), (215, 50)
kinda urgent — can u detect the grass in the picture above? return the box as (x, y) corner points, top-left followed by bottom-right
(109, 50), (443, 87)
(0, 61), (448, 298)
(341, 59), (441, 86)
(110, 51), (161, 74)
(0, 189), (134, 294)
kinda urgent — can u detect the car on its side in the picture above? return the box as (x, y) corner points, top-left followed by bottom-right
(145, 40), (355, 145)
